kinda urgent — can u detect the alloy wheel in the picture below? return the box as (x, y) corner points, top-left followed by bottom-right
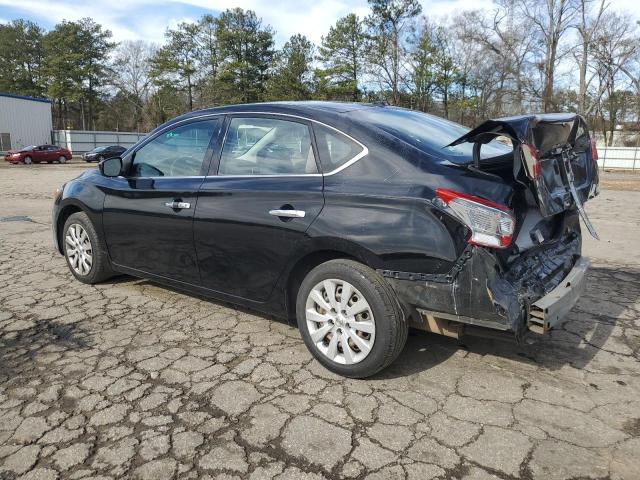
(305, 278), (376, 365)
(65, 224), (93, 276)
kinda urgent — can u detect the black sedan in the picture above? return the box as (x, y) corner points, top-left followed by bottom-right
(52, 102), (599, 377)
(82, 145), (127, 162)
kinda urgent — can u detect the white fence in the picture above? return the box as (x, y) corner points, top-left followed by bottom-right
(597, 146), (640, 171)
(48, 130), (640, 169)
(53, 130), (147, 154)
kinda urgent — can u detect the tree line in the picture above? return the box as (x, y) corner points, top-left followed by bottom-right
(1, 0), (639, 145)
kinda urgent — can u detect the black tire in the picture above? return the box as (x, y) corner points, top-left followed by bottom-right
(296, 259), (408, 378)
(62, 212), (114, 284)
(24, 156), (32, 165)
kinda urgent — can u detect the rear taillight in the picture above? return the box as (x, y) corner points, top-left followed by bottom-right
(435, 188), (515, 249)
(525, 145), (541, 177)
(590, 138), (599, 161)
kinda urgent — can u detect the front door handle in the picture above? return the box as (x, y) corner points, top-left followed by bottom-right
(165, 201), (191, 209)
(269, 209), (306, 218)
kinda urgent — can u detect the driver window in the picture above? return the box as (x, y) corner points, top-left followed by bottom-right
(218, 117), (317, 175)
(131, 119), (219, 177)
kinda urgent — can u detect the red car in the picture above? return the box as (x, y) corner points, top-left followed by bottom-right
(4, 145), (72, 164)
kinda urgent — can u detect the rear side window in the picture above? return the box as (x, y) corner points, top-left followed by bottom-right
(131, 119), (219, 177)
(313, 124), (364, 173)
(218, 117), (318, 175)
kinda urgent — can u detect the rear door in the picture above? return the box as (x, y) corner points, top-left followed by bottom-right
(33, 146), (47, 162)
(48, 145), (62, 161)
(194, 114), (324, 301)
(102, 117), (223, 284)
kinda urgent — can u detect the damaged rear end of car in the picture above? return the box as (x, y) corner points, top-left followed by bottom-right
(386, 113), (599, 340)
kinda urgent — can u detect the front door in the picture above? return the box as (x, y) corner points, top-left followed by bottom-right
(103, 117), (222, 284)
(194, 115), (324, 302)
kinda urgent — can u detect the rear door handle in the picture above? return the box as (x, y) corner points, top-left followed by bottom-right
(269, 209), (306, 218)
(165, 201), (191, 209)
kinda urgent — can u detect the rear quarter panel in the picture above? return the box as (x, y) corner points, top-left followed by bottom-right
(307, 127), (513, 276)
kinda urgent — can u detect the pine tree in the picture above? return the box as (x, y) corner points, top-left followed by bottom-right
(267, 34), (315, 100)
(0, 19), (45, 97)
(151, 22), (200, 111)
(316, 14), (366, 101)
(215, 8), (275, 104)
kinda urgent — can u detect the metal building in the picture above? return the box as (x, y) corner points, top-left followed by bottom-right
(0, 93), (53, 153)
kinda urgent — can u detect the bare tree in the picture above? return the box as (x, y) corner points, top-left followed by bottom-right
(574, 0), (608, 114)
(366, 0), (422, 105)
(451, 4), (536, 118)
(111, 40), (156, 130)
(517, 0), (578, 112)
(591, 12), (639, 144)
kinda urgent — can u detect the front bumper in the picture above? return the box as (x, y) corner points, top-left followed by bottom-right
(527, 256), (589, 333)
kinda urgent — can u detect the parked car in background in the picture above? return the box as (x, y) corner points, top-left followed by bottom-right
(5, 145), (72, 164)
(52, 102), (599, 378)
(83, 145), (127, 163)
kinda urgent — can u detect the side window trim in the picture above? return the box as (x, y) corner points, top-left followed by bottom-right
(127, 115), (224, 178)
(210, 113), (322, 177)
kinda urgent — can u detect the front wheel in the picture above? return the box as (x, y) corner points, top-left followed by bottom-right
(62, 212), (114, 284)
(58, 156), (67, 164)
(23, 156), (32, 165)
(296, 259), (408, 378)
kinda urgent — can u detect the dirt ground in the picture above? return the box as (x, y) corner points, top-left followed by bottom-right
(1, 161), (639, 480)
(599, 170), (640, 192)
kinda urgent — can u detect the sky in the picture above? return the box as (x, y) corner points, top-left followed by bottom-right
(0, 0), (638, 46)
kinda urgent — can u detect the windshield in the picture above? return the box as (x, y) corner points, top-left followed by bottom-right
(92, 147), (107, 153)
(354, 108), (511, 161)
(22, 146), (37, 151)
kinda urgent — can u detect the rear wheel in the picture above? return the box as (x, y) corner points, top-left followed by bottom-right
(23, 156), (32, 165)
(63, 212), (114, 284)
(296, 259), (407, 378)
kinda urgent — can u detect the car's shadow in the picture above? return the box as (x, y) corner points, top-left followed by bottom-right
(376, 264), (637, 379)
(108, 263), (636, 379)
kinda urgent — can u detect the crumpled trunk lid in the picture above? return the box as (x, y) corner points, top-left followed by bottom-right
(448, 113), (599, 239)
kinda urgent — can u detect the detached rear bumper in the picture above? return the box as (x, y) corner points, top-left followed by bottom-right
(527, 256), (589, 334)
(384, 232), (585, 338)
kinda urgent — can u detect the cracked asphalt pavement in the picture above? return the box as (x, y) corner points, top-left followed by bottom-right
(1, 162), (639, 480)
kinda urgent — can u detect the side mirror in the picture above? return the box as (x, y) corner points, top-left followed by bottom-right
(99, 157), (123, 177)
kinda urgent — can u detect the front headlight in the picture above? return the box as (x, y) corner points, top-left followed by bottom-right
(54, 185), (64, 201)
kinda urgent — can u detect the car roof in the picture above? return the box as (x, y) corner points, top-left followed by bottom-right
(170, 101), (379, 125)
